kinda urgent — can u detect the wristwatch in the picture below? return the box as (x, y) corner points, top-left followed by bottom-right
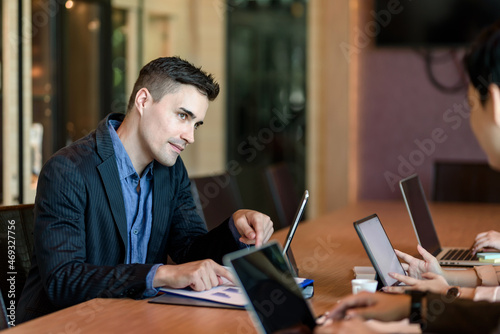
(405, 290), (426, 327)
(446, 286), (461, 299)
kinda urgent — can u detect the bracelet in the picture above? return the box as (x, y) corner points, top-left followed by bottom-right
(405, 290), (426, 328)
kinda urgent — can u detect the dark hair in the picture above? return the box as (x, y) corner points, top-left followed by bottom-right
(464, 20), (500, 105)
(127, 56), (220, 111)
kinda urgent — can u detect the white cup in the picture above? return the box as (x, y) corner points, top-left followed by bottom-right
(351, 279), (378, 294)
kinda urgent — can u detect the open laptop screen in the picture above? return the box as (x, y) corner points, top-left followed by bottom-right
(282, 190), (309, 277)
(400, 174), (442, 256)
(224, 242), (316, 334)
(282, 190), (309, 256)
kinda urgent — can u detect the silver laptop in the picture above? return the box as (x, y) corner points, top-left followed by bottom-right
(399, 174), (486, 266)
(282, 190), (309, 276)
(223, 241), (318, 334)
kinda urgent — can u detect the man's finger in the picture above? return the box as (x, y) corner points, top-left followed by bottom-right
(235, 214), (257, 241)
(191, 276), (206, 292)
(262, 221), (274, 243)
(214, 264), (235, 284)
(254, 228), (263, 247)
(239, 236), (256, 245)
(252, 217), (266, 247)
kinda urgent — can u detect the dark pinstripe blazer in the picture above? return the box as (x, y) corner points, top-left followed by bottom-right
(17, 113), (239, 323)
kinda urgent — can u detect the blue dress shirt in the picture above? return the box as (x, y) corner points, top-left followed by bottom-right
(108, 120), (160, 296)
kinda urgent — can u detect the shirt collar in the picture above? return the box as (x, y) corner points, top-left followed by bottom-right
(108, 119), (154, 180)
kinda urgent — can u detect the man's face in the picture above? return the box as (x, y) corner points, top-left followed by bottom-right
(468, 83), (500, 170)
(139, 84), (209, 167)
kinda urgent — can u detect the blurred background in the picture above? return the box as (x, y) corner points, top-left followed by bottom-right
(1, 0), (499, 221)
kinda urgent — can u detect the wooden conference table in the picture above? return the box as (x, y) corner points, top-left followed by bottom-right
(6, 201), (500, 333)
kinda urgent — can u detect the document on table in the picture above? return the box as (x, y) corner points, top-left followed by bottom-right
(159, 277), (314, 307)
(160, 282), (247, 306)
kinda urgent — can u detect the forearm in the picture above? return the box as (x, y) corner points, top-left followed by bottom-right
(43, 262), (154, 307)
(457, 287), (476, 299)
(443, 268), (481, 287)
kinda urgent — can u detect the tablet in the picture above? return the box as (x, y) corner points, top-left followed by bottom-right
(353, 214), (407, 287)
(223, 241), (317, 334)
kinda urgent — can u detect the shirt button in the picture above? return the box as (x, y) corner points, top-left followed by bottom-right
(133, 230), (138, 235)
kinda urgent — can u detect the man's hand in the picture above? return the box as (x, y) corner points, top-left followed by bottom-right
(326, 292), (411, 322)
(395, 245), (444, 279)
(472, 230), (500, 254)
(233, 209), (274, 247)
(384, 272), (449, 295)
(153, 260), (234, 291)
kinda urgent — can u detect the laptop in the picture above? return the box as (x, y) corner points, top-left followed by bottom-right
(353, 214), (408, 287)
(282, 190), (309, 276)
(223, 241), (318, 334)
(399, 174), (485, 266)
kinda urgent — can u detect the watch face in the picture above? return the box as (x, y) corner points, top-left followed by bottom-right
(446, 287), (460, 298)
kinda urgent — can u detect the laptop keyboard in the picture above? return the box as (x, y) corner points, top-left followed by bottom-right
(442, 249), (476, 261)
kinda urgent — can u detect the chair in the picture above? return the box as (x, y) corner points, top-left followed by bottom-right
(0, 204), (35, 311)
(265, 162), (302, 230)
(432, 161), (500, 202)
(190, 172), (244, 231)
(0, 288), (9, 329)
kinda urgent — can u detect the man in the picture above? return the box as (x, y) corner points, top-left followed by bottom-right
(17, 57), (273, 322)
(314, 20), (500, 334)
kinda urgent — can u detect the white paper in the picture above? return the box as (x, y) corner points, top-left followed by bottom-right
(159, 277), (311, 307)
(160, 282), (247, 306)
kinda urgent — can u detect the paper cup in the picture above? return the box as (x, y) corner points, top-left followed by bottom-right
(351, 279), (378, 294)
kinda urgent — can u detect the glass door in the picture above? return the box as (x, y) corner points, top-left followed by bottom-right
(227, 0), (307, 216)
(30, 0), (112, 195)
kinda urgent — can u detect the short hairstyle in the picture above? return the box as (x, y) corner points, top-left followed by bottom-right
(464, 20), (500, 105)
(127, 56), (220, 111)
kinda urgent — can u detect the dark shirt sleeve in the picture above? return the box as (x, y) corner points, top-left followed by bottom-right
(424, 293), (500, 334)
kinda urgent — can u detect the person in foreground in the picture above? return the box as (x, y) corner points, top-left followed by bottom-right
(17, 56), (273, 323)
(314, 292), (500, 334)
(313, 20), (500, 334)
